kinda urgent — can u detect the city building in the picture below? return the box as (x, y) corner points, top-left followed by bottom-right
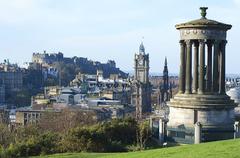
(0, 85), (5, 104)
(87, 98), (135, 120)
(32, 51), (64, 64)
(100, 89), (131, 105)
(227, 87), (240, 120)
(15, 107), (43, 126)
(44, 86), (61, 98)
(15, 107), (61, 126)
(31, 94), (51, 110)
(0, 106), (9, 124)
(0, 71), (23, 94)
(0, 61), (23, 102)
(131, 42), (152, 119)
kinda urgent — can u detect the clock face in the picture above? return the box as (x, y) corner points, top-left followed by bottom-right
(138, 59), (144, 65)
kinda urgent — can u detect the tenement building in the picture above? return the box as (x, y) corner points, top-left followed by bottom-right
(0, 85), (5, 104)
(131, 42), (152, 119)
(167, 7), (236, 144)
(0, 106), (9, 124)
(0, 68), (22, 99)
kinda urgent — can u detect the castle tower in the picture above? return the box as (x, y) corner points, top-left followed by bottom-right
(131, 42), (152, 119)
(167, 7), (236, 144)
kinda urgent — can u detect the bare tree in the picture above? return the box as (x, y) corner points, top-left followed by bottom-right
(0, 123), (12, 148)
(39, 108), (97, 133)
(136, 120), (152, 150)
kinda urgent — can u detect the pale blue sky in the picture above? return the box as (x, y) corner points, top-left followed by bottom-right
(0, 0), (239, 73)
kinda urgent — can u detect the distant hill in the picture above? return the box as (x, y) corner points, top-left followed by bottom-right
(32, 51), (128, 79)
(35, 139), (240, 158)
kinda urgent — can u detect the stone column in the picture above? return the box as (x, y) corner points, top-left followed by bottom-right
(234, 121), (240, 139)
(149, 117), (153, 132)
(212, 40), (220, 93)
(179, 40), (186, 94)
(159, 118), (165, 144)
(193, 41), (199, 93)
(219, 40), (227, 94)
(195, 122), (202, 144)
(198, 40), (205, 94)
(185, 40), (192, 94)
(206, 41), (213, 92)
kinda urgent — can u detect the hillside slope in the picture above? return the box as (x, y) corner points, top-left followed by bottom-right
(37, 139), (240, 158)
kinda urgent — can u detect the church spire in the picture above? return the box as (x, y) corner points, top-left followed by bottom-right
(165, 57), (167, 66)
(163, 57), (169, 91)
(139, 42), (145, 54)
(164, 57), (168, 73)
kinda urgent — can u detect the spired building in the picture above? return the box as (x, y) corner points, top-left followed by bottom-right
(157, 58), (173, 108)
(167, 7), (236, 144)
(131, 42), (152, 120)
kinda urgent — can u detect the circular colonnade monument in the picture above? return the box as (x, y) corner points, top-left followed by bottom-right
(167, 7), (237, 144)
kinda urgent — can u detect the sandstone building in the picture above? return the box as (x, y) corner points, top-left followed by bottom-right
(131, 43), (152, 119)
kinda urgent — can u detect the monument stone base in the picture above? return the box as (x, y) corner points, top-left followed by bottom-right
(167, 93), (236, 144)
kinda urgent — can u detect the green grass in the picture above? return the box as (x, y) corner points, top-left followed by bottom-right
(36, 139), (240, 158)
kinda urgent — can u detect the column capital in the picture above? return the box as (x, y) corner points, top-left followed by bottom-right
(206, 40), (213, 47)
(193, 40), (199, 47)
(179, 40), (186, 47)
(198, 39), (205, 44)
(214, 39), (221, 45)
(185, 39), (192, 46)
(179, 40), (185, 44)
(221, 40), (227, 46)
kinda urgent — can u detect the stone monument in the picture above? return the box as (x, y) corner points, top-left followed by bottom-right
(167, 7), (237, 144)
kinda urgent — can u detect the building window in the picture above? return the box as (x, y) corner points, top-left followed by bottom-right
(169, 131), (185, 138)
(176, 131), (185, 138)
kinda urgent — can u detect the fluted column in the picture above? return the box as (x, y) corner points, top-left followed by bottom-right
(179, 40), (186, 94)
(206, 41), (213, 92)
(193, 41), (199, 93)
(185, 40), (192, 94)
(212, 40), (220, 93)
(219, 40), (227, 94)
(198, 40), (205, 94)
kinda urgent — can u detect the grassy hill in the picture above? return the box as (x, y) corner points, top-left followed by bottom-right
(36, 139), (240, 158)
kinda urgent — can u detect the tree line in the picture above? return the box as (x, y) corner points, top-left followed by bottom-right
(0, 115), (154, 158)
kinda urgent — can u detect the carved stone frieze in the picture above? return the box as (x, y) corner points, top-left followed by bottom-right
(180, 29), (226, 40)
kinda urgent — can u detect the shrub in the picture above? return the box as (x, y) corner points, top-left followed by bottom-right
(0, 118), (153, 156)
(60, 126), (108, 152)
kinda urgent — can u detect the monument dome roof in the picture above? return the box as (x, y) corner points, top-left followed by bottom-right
(175, 7), (232, 30)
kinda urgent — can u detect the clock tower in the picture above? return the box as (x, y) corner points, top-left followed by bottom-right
(132, 42), (152, 119)
(134, 42), (149, 83)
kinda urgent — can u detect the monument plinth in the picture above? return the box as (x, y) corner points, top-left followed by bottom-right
(167, 7), (237, 144)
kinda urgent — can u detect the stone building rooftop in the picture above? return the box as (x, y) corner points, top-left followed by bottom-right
(227, 87), (240, 104)
(175, 7), (232, 30)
